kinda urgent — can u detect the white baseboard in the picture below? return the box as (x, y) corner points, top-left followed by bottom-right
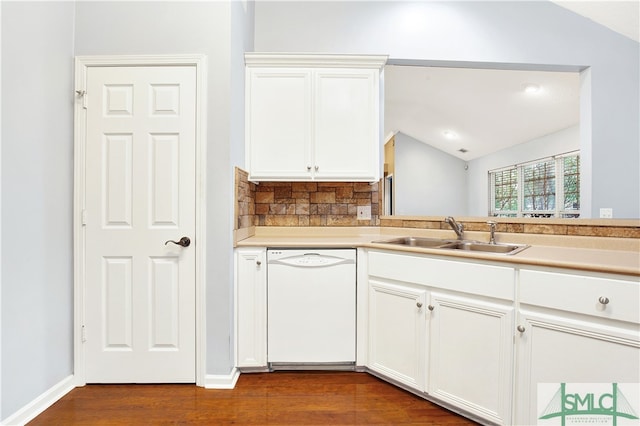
(204, 368), (240, 389)
(1, 375), (75, 426)
(1, 369), (238, 424)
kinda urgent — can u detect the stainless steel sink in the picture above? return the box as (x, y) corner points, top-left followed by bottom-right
(373, 237), (529, 255)
(372, 236), (453, 248)
(437, 240), (529, 255)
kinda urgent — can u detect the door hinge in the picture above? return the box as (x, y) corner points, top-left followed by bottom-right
(76, 90), (87, 109)
(81, 325), (87, 343)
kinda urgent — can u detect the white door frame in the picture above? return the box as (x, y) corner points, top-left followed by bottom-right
(73, 55), (207, 387)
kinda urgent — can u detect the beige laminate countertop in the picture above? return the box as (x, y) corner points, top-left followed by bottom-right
(235, 227), (640, 277)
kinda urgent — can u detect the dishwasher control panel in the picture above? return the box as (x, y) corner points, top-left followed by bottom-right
(267, 249), (356, 267)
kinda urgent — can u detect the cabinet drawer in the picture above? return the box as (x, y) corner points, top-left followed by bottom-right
(368, 250), (514, 300)
(520, 269), (640, 324)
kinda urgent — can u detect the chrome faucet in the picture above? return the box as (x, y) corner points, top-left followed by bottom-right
(487, 221), (497, 244)
(444, 217), (464, 240)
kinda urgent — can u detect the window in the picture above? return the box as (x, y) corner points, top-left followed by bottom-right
(489, 152), (580, 218)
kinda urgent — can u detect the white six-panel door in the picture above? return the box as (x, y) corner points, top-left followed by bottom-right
(83, 66), (196, 383)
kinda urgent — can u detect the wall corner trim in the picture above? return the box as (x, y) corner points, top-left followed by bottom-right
(204, 368), (240, 390)
(1, 375), (75, 426)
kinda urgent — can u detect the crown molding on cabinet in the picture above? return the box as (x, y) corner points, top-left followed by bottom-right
(245, 52), (388, 69)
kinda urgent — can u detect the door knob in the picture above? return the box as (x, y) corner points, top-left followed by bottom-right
(165, 237), (191, 247)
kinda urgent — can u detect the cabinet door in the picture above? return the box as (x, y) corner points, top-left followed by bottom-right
(515, 308), (640, 425)
(314, 69), (379, 181)
(428, 292), (514, 425)
(235, 248), (267, 369)
(246, 68), (312, 180)
(368, 279), (427, 391)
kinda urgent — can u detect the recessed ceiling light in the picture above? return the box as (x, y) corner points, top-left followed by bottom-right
(523, 83), (541, 94)
(443, 130), (457, 139)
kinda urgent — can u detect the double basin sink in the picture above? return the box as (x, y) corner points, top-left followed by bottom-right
(374, 236), (529, 255)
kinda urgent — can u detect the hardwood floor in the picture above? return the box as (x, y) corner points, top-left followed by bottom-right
(29, 372), (478, 425)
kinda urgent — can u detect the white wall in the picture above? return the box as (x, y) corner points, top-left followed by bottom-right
(254, 0), (640, 218)
(1, 1), (75, 419)
(394, 132), (467, 216)
(467, 125), (580, 216)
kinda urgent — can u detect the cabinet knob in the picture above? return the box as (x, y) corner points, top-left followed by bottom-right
(307, 165), (312, 171)
(598, 296), (610, 305)
(517, 325), (526, 333)
(315, 165), (319, 171)
(416, 302), (423, 308)
(428, 305), (435, 311)
(256, 260), (262, 266)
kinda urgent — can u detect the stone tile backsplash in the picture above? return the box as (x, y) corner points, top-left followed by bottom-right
(235, 167), (639, 238)
(235, 167), (380, 228)
(379, 218), (640, 239)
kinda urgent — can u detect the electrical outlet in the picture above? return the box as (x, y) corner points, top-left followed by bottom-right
(357, 206), (371, 220)
(599, 208), (613, 218)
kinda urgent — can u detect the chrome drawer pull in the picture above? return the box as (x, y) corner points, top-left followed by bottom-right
(598, 296), (610, 305)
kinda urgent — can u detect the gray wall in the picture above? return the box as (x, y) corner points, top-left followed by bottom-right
(74, 0), (253, 377)
(467, 125), (580, 216)
(394, 132), (467, 216)
(1, 1), (253, 420)
(227, 1), (255, 368)
(1, 1), (75, 418)
(0, 0), (636, 421)
(254, 0), (640, 218)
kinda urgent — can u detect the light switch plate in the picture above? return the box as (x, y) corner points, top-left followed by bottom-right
(357, 206), (372, 220)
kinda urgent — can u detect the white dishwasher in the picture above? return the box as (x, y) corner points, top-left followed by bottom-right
(267, 248), (356, 369)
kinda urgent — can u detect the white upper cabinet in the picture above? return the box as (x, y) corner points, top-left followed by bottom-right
(313, 68), (379, 180)
(245, 53), (387, 182)
(246, 68), (312, 180)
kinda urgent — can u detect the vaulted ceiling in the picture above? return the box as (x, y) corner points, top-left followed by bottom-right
(384, 1), (637, 161)
(551, 1), (639, 42)
(384, 66), (580, 160)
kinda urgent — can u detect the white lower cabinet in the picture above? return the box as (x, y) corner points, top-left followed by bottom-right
(368, 279), (427, 391)
(514, 268), (640, 425)
(428, 291), (514, 425)
(235, 247), (268, 369)
(234, 246), (640, 426)
(367, 250), (516, 425)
